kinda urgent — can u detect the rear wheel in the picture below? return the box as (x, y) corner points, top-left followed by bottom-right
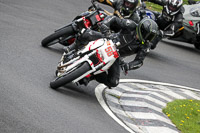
(41, 25), (75, 47)
(50, 62), (91, 89)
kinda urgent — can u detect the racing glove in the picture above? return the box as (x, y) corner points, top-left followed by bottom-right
(159, 30), (164, 38)
(128, 60), (143, 70)
(121, 60), (143, 75)
(98, 23), (111, 37)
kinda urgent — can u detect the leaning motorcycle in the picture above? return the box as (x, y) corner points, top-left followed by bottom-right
(167, 3), (200, 50)
(41, 1), (112, 47)
(50, 37), (120, 89)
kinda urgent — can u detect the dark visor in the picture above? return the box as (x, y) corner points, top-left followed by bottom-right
(124, 1), (136, 10)
(144, 32), (156, 41)
(168, 4), (178, 12)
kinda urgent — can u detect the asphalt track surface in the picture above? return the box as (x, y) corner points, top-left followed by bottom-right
(0, 0), (200, 133)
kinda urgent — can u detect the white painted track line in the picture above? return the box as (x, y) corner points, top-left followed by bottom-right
(119, 100), (162, 112)
(122, 93), (167, 107)
(95, 84), (136, 133)
(139, 126), (178, 133)
(119, 79), (200, 92)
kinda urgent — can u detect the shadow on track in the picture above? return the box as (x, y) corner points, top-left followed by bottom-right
(50, 81), (99, 98)
(148, 50), (200, 74)
(40, 45), (64, 55)
(161, 39), (200, 55)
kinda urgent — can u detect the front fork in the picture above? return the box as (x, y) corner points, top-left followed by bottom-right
(57, 50), (103, 78)
(197, 22), (200, 35)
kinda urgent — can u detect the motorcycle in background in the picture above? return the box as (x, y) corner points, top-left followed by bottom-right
(41, 1), (120, 47)
(41, 1), (108, 47)
(167, 3), (200, 50)
(140, 1), (200, 50)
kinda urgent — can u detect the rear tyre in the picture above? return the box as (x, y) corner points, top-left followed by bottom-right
(50, 62), (91, 89)
(41, 25), (75, 47)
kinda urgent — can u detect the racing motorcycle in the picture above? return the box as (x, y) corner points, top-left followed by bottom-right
(41, 1), (113, 47)
(50, 37), (120, 89)
(166, 3), (200, 50)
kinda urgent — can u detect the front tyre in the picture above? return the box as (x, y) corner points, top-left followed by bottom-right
(50, 62), (91, 89)
(194, 42), (200, 50)
(41, 25), (75, 47)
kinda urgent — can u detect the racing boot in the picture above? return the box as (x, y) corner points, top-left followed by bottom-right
(63, 42), (77, 54)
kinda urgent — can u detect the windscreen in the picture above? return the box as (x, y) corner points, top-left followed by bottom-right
(190, 7), (200, 17)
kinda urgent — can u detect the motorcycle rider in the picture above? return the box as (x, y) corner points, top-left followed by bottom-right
(93, 0), (141, 22)
(65, 16), (159, 88)
(143, 0), (184, 49)
(64, 0), (153, 52)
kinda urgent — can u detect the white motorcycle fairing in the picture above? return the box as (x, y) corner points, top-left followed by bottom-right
(57, 38), (119, 84)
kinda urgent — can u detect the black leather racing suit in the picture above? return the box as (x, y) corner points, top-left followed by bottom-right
(101, 16), (151, 64)
(146, 0), (184, 48)
(78, 16), (151, 87)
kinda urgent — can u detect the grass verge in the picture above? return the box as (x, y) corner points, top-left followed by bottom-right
(145, 2), (163, 12)
(145, 0), (196, 12)
(163, 99), (200, 133)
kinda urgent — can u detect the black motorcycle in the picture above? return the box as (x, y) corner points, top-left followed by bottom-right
(167, 3), (200, 50)
(41, 1), (110, 47)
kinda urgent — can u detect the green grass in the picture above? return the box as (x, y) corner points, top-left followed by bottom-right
(145, 0), (196, 12)
(145, 2), (163, 12)
(163, 99), (200, 133)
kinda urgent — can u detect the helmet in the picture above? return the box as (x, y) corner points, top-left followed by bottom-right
(165, 0), (183, 15)
(136, 18), (158, 43)
(120, 0), (138, 18)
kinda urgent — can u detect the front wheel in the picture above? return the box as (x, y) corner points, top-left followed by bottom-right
(41, 25), (75, 47)
(50, 62), (91, 89)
